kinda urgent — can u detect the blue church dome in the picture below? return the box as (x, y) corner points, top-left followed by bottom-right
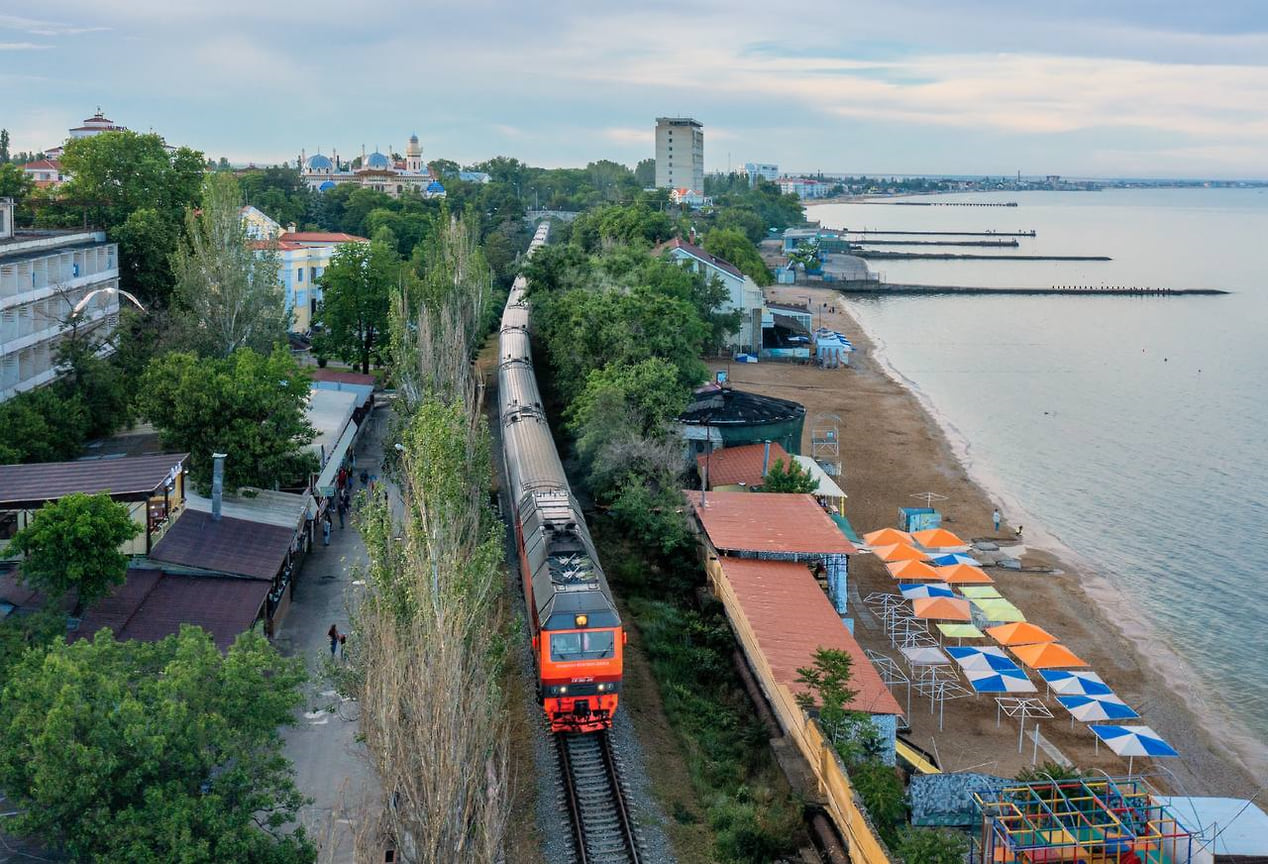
(318, 180), (336, 192)
(366, 151), (391, 169)
(306, 153), (334, 171)
(427, 181), (445, 193)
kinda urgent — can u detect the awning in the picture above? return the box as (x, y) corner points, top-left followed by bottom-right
(315, 421), (357, 497)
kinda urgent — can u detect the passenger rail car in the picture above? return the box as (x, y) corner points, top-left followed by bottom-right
(499, 223), (624, 734)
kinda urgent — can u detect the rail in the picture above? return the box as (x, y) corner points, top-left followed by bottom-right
(557, 731), (642, 864)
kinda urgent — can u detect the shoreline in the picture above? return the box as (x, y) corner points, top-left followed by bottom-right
(718, 285), (1263, 795)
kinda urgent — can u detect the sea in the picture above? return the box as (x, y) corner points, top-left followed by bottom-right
(812, 188), (1268, 771)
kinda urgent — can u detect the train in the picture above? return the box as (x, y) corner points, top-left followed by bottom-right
(498, 222), (624, 734)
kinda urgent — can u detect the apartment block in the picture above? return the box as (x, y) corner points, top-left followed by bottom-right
(655, 117), (704, 191)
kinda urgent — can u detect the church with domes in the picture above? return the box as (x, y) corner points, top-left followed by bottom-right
(299, 133), (445, 199)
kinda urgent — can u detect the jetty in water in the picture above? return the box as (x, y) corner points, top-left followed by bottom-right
(863, 200), (1019, 207)
(847, 229), (1037, 237)
(855, 238), (1020, 248)
(834, 282), (1229, 296)
(855, 251), (1111, 261)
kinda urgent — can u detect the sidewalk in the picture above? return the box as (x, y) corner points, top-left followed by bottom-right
(275, 405), (392, 862)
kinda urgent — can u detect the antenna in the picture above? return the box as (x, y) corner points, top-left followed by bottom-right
(910, 491), (949, 508)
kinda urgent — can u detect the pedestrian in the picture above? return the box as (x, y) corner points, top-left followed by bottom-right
(359, 469), (369, 487)
(337, 497), (347, 529)
(1015, 525), (1024, 538)
(322, 513), (332, 546)
(328, 624), (339, 656)
(339, 632), (347, 659)
(992, 508), (1001, 533)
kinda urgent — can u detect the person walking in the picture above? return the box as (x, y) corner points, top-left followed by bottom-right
(322, 513), (332, 546)
(336, 496), (347, 529)
(328, 624), (340, 656)
(992, 508), (1001, 533)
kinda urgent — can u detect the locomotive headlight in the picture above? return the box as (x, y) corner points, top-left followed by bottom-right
(557, 685), (568, 695)
(574, 614), (588, 628)
(596, 683), (608, 692)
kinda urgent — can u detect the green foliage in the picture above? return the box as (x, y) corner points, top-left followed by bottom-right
(0, 162), (33, 202)
(567, 358), (687, 440)
(314, 240), (396, 373)
(112, 207), (180, 308)
(894, 826), (970, 863)
(237, 166), (313, 229)
(634, 158), (655, 187)
(762, 456), (819, 494)
(0, 627), (313, 863)
(571, 203), (674, 252)
(137, 347), (317, 490)
(8, 492), (139, 612)
(851, 761), (908, 847)
(0, 608), (65, 685)
(1014, 761), (1085, 783)
(702, 227), (773, 286)
(794, 647), (883, 763)
(0, 386), (91, 464)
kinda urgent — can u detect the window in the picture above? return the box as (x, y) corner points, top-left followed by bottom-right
(309, 267), (316, 282)
(550, 629), (616, 662)
(297, 267), (304, 283)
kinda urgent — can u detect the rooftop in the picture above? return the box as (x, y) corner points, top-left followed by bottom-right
(0, 452), (187, 509)
(683, 489), (856, 555)
(185, 487), (313, 530)
(278, 231), (368, 244)
(678, 384), (805, 427)
(719, 558), (902, 714)
(310, 368), (376, 387)
(150, 509), (295, 580)
(697, 441), (791, 489)
(661, 237), (744, 280)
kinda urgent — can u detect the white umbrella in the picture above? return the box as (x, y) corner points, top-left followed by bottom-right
(1088, 724), (1179, 775)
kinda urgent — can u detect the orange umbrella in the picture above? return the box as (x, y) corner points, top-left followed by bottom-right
(933, 564), (995, 584)
(864, 527), (913, 547)
(1011, 642), (1089, 669)
(886, 559), (942, 581)
(874, 543), (928, 563)
(987, 622), (1057, 646)
(911, 528), (966, 548)
(911, 596), (972, 622)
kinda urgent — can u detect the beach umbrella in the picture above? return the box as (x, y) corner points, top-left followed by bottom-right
(964, 665), (1036, 694)
(959, 586), (1003, 600)
(1088, 724), (1179, 775)
(874, 543), (928, 563)
(887, 559), (942, 581)
(864, 528), (913, 547)
(934, 564), (995, 585)
(1011, 642), (1089, 670)
(899, 582), (954, 599)
(972, 598), (1027, 623)
(937, 623), (986, 645)
(912, 528), (966, 549)
(1057, 694), (1139, 727)
(912, 596), (972, 622)
(930, 552), (981, 567)
(947, 645), (1021, 672)
(987, 622), (1057, 646)
(1039, 669), (1112, 697)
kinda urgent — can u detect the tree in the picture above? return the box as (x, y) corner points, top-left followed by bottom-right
(0, 128), (9, 162)
(893, 826), (969, 863)
(634, 157), (655, 187)
(0, 627), (314, 863)
(762, 456), (819, 494)
(703, 227), (773, 286)
(137, 347), (317, 490)
(169, 173), (288, 356)
(7, 492), (139, 614)
(113, 207), (180, 308)
(0, 387), (91, 464)
(314, 240), (395, 373)
(59, 131), (204, 231)
(0, 162), (33, 203)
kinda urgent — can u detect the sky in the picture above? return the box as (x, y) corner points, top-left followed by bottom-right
(3, 0), (1267, 179)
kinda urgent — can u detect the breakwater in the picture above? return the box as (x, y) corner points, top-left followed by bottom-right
(847, 229), (1037, 237)
(834, 281), (1228, 296)
(856, 239), (1020, 247)
(855, 251), (1111, 261)
(864, 200), (1019, 207)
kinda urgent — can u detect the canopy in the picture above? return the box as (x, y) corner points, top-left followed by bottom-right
(874, 543), (928, 563)
(930, 553), (981, 567)
(1088, 725), (1179, 758)
(972, 598), (1026, 622)
(864, 528), (912, 547)
(965, 666), (1036, 694)
(1057, 694), (1139, 723)
(912, 597), (972, 622)
(900, 583), (954, 599)
(959, 586), (1003, 600)
(947, 645), (1021, 672)
(887, 560), (942, 581)
(987, 622), (1057, 646)
(937, 623), (985, 640)
(1011, 642), (1089, 669)
(911, 528), (966, 549)
(933, 564), (994, 584)
(1039, 669), (1112, 696)
(900, 645), (951, 668)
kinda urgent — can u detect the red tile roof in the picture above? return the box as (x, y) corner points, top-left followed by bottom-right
(663, 237), (745, 280)
(21, 159), (61, 172)
(683, 490), (857, 554)
(719, 558), (902, 715)
(0, 453), (188, 508)
(697, 441), (791, 489)
(310, 368), (376, 386)
(150, 509), (294, 580)
(278, 231), (368, 244)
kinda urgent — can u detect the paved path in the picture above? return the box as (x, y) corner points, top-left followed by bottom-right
(275, 405), (392, 863)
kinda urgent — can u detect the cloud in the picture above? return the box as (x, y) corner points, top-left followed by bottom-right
(0, 41), (52, 50)
(0, 14), (108, 36)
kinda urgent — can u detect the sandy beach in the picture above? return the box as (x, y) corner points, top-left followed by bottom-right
(711, 284), (1263, 797)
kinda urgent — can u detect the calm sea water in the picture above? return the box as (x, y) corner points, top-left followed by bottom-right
(815, 189), (1268, 764)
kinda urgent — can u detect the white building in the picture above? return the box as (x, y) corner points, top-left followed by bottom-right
(655, 117), (704, 192)
(299, 133), (446, 199)
(661, 238), (765, 353)
(743, 163), (779, 184)
(670, 188), (708, 208)
(0, 199), (120, 402)
(777, 177), (833, 199)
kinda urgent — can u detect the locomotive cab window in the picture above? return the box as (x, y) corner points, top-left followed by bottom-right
(550, 630), (616, 661)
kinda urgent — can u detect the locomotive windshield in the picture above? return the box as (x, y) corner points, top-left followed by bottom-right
(550, 630), (616, 662)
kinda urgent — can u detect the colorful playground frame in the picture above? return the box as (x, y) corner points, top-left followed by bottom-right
(972, 777), (1194, 863)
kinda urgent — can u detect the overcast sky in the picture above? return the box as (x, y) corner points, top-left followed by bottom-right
(4, 1), (1266, 179)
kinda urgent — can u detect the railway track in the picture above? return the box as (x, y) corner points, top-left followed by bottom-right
(557, 731), (642, 864)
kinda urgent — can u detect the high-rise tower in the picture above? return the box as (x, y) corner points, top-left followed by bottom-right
(654, 117), (704, 191)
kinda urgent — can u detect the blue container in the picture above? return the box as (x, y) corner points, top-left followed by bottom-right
(899, 507), (941, 532)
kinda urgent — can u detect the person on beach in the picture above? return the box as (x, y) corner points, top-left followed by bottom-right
(993, 508), (1001, 533)
(328, 624), (339, 656)
(1015, 525), (1024, 538)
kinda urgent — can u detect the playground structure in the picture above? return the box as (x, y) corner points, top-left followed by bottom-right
(972, 776), (1194, 863)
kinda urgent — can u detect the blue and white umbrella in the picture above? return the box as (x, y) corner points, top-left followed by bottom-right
(1057, 693), (1139, 726)
(1039, 669), (1112, 697)
(929, 553), (981, 567)
(1088, 724), (1179, 775)
(899, 582), (954, 599)
(965, 665), (1036, 694)
(948, 645), (1021, 673)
